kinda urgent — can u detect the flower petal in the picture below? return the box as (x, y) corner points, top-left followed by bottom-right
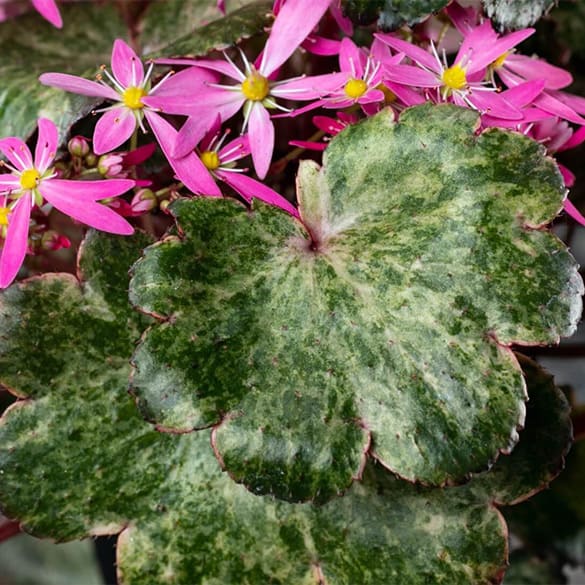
(375, 34), (439, 72)
(248, 103), (274, 179)
(173, 115), (217, 158)
(339, 37), (365, 78)
(111, 39), (144, 87)
(150, 66), (218, 97)
(34, 118), (58, 173)
(0, 195), (32, 288)
(39, 179), (134, 234)
(31, 0), (62, 27)
(271, 72), (347, 100)
(0, 138), (33, 171)
(144, 111), (222, 197)
(93, 107), (137, 155)
(504, 55), (573, 90)
(218, 170), (299, 217)
(564, 199), (585, 226)
(260, 0), (332, 76)
(39, 73), (120, 101)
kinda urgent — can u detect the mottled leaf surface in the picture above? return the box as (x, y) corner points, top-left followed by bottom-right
(129, 104), (582, 502)
(342, 0), (449, 29)
(482, 0), (557, 30)
(0, 243), (572, 583)
(0, 2), (127, 140)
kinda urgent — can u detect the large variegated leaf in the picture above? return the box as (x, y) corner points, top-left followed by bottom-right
(129, 104), (582, 503)
(0, 237), (572, 585)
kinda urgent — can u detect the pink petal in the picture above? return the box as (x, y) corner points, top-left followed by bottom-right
(111, 39), (144, 88)
(504, 54), (573, 90)
(534, 92), (585, 125)
(0, 196), (32, 288)
(218, 170), (299, 217)
(39, 73), (120, 101)
(144, 85), (244, 118)
(248, 104), (274, 180)
(500, 79), (545, 107)
(93, 107), (137, 155)
(0, 138), (33, 171)
(0, 176), (22, 191)
(383, 64), (439, 88)
(31, 0), (62, 27)
(42, 178), (135, 200)
(271, 72), (347, 100)
(559, 165), (575, 188)
(173, 115), (218, 158)
(123, 143), (156, 166)
(218, 135), (250, 163)
(329, 1), (353, 35)
(144, 111), (222, 197)
(260, 0), (332, 76)
(39, 179), (134, 235)
(467, 91), (523, 120)
(375, 34), (439, 72)
(564, 199), (585, 226)
(150, 66), (218, 97)
(289, 140), (327, 151)
(560, 126), (585, 151)
(339, 37), (365, 77)
(34, 118), (58, 173)
(302, 35), (341, 57)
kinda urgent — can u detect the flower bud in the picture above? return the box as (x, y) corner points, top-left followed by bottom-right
(85, 153), (98, 167)
(131, 188), (157, 215)
(98, 154), (125, 178)
(67, 135), (90, 158)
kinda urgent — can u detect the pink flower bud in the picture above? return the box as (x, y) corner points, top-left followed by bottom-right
(98, 154), (126, 178)
(67, 135), (90, 157)
(130, 189), (157, 215)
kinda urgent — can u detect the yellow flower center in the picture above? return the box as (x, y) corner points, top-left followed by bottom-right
(0, 207), (9, 226)
(441, 64), (467, 91)
(241, 72), (270, 101)
(122, 86), (146, 109)
(344, 78), (368, 99)
(492, 52), (508, 69)
(20, 169), (41, 190)
(201, 150), (221, 171)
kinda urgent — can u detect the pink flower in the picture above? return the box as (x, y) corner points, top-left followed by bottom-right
(154, 0), (340, 179)
(39, 39), (213, 155)
(289, 111), (358, 151)
(0, 118), (134, 288)
(376, 22), (534, 119)
(151, 115), (298, 217)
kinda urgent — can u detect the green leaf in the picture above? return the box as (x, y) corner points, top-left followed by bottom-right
(0, 283), (570, 585)
(146, 1), (274, 58)
(129, 104), (582, 502)
(341, 0), (449, 29)
(0, 2), (127, 141)
(482, 0), (557, 30)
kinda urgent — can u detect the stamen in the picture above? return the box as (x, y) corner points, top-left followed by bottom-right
(100, 66), (126, 93)
(222, 50), (246, 82)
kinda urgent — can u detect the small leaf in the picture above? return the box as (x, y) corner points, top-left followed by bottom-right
(129, 104), (582, 502)
(482, 0), (557, 30)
